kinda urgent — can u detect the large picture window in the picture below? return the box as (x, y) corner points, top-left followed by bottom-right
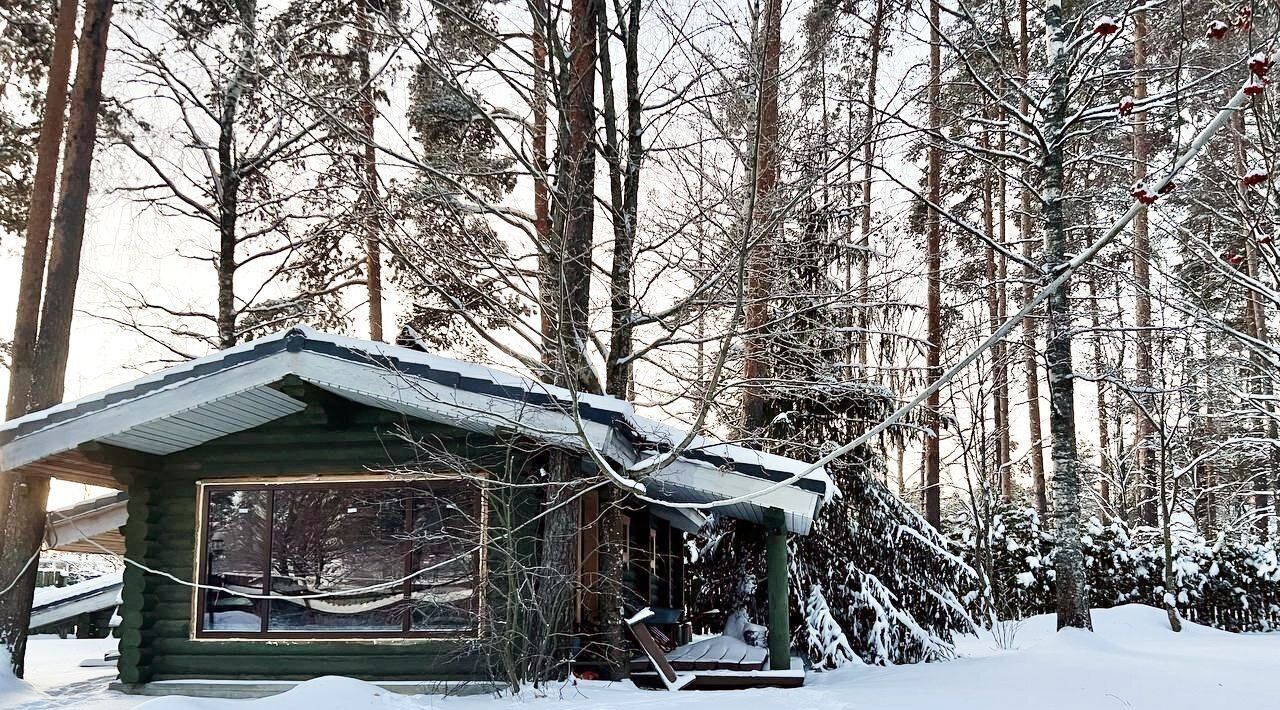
(196, 480), (481, 639)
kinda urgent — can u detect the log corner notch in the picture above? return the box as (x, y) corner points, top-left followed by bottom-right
(764, 506), (791, 671)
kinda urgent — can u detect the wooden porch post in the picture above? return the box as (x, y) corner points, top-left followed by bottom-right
(764, 507), (790, 670)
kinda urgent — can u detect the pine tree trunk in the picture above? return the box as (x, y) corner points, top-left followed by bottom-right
(1043, 0), (1091, 631)
(996, 102), (1012, 499)
(897, 445), (906, 496)
(28, 0), (115, 405)
(1229, 110), (1271, 537)
(981, 103), (1006, 497)
(535, 0), (598, 680)
(1019, 0), (1047, 517)
(6, 0), (79, 420)
(856, 0), (885, 370)
(595, 485), (627, 676)
(212, 0), (256, 350)
(742, 0), (781, 433)
(601, 0), (642, 400)
(594, 0), (639, 676)
(536, 451), (583, 681)
(1, 0), (115, 677)
(923, 0), (943, 529)
(1132, 10), (1157, 527)
(356, 0), (383, 341)
(530, 0), (555, 369)
(1088, 276), (1113, 517)
(1245, 234), (1271, 538)
(555, 0), (597, 388)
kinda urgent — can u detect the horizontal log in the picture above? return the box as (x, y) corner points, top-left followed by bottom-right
(149, 638), (470, 657)
(151, 653), (483, 678)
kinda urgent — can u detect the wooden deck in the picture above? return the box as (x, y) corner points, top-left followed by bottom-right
(629, 657), (805, 690)
(628, 634), (804, 690)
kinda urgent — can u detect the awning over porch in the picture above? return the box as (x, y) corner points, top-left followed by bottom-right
(45, 490), (128, 554)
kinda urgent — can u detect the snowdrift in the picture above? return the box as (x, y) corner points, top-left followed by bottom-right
(137, 676), (421, 709)
(0, 649), (44, 707)
(46, 604), (1269, 710)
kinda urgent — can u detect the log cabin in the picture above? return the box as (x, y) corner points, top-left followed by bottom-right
(0, 327), (830, 696)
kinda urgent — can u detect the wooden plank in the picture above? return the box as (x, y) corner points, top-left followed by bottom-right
(150, 638), (470, 657)
(626, 619), (680, 687)
(13, 450), (119, 488)
(673, 637), (766, 671)
(629, 671), (804, 691)
(578, 490), (600, 623)
(625, 615), (701, 690)
(150, 655), (483, 678)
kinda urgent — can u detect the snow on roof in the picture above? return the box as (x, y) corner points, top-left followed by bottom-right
(1, 327), (831, 533)
(32, 571), (124, 609)
(0, 329), (286, 436)
(47, 490), (129, 521)
(628, 414), (835, 500)
(30, 571), (124, 629)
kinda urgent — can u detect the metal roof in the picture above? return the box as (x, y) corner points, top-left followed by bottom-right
(1, 327), (830, 534)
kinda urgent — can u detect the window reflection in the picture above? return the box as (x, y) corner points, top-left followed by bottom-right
(268, 488), (410, 632)
(197, 481), (480, 637)
(202, 489), (268, 631)
(410, 489), (476, 632)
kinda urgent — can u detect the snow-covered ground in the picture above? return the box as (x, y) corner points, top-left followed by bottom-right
(1, 636), (127, 709)
(3, 605), (1276, 710)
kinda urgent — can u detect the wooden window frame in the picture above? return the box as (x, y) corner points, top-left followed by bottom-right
(192, 476), (485, 641)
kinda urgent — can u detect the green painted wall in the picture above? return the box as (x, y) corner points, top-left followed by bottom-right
(114, 379), (538, 684)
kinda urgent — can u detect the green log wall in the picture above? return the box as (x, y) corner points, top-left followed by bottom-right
(114, 379), (533, 684)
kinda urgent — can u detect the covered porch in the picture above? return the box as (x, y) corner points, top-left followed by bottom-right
(624, 505), (802, 690)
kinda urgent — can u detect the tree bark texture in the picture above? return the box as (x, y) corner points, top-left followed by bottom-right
(29, 0), (115, 407)
(2, 0), (115, 677)
(742, 0), (781, 433)
(530, 0), (555, 370)
(923, 0), (942, 529)
(856, 0), (885, 370)
(1132, 10), (1157, 527)
(356, 0), (383, 341)
(534, 0), (598, 681)
(1088, 276), (1113, 516)
(600, 0), (642, 400)
(1019, 0), (1047, 517)
(6, 0), (79, 420)
(212, 0), (257, 349)
(1044, 0), (1091, 631)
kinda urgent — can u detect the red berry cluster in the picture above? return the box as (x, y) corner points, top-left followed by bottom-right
(1246, 52), (1273, 96)
(1094, 16), (1120, 36)
(1207, 6), (1251, 38)
(1241, 169), (1269, 188)
(1250, 53), (1273, 78)
(1131, 182), (1175, 205)
(1132, 184), (1158, 205)
(1235, 4), (1252, 32)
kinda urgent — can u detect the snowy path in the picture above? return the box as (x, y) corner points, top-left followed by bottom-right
(2, 606), (1275, 710)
